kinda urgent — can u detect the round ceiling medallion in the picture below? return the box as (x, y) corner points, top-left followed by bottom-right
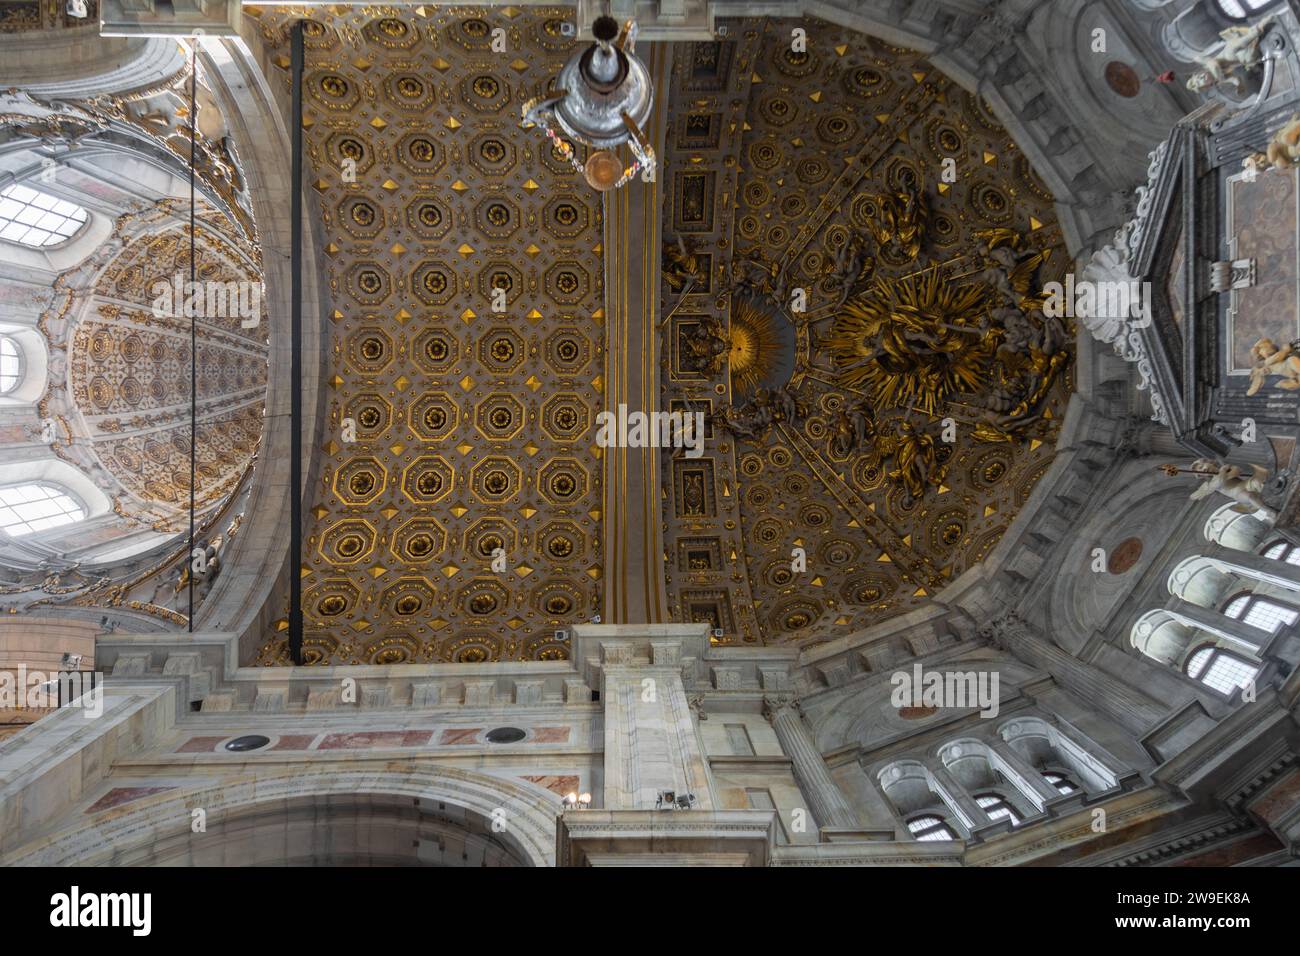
(1104, 61), (1140, 98)
(1108, 537), (1144, 574)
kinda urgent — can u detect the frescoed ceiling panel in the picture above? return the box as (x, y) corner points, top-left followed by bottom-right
(250, 6), (605, 665)
(658, 18), (1072, 648)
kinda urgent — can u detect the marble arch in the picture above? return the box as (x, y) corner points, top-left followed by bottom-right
(2, 764), (557, 868)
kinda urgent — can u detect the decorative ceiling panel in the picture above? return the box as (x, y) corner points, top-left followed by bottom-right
(658, 18), (1072, 648)
(44, 201), (267, 532)
(250, 6), (604, 665)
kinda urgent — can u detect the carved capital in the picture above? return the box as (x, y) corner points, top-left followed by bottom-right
(761, 693), (797, 723)
(687, 694), (708, 721)
(977, 610), (1030, 651)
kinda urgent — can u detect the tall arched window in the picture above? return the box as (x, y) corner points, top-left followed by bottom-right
(0, 336), (20, 394)
(1222, 591), (1299, 634)
(906, 814), (955, 842)
(1262, 540), (1300, 566)
(0, 482), (86, 536)
(1213, 0), (1282, 19)
(1185, 644), (1259, 695)
(0, 184), (88, 247)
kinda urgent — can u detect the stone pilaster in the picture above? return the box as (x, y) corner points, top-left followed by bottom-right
(1167, 600), (1274, 655)
(581, 626), (715, 810)
(1205, 547), (1300, 595)
(763, 695), (858, 832)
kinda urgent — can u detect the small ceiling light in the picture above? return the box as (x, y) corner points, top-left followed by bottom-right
(521, 13), (655, 192)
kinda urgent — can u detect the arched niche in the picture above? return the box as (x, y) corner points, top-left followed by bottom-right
(876, 759), (938, 816)
(999, 716), (1118, 793)
(113, 794), (530, 867)
(1131, 608), (1195, 665)
(937, 738), (999, 790)
(0, 325), (49, 405)
(1167, 554), (1237, 607)
(1204, 502), (1271, 552)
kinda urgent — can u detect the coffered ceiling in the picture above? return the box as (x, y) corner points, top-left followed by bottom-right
(251, 6), (606, 665)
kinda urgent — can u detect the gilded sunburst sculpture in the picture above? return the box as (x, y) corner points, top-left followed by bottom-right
(728, 295), (790, 396)
(826, 267), (996, 417)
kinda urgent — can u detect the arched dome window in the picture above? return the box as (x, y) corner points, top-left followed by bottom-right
(0, 335), (21, 394)
(1222, 591), (1299, 634)
(0, 481), (86, 536)
(905, 814), (955, 842)
(1261, 540), (1300, 566)
(974, 792), (1020, 826)
(0, 184), (88, 248)
(1185, 644), (1259, 696)
(1213, 0), (1282, 19)
(1042, 771), (1079, 796)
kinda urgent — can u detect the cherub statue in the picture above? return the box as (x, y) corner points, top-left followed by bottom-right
(1246, 337), (1300, 396)
(848, 398), (878, 450)
(974, 227), (1052, 312)
(828, 410), (856, 459)
(765, 254), (793, 304)
(1186, 15), (1277, 94)
(866, 182), (929, 261)
(680, 316), (729, 376)
(728, 257), (770, 300)
(1248, 114), (1300, 173)
(841, 419), (946, 500)
(768, 386), (800, 425)
(825, 234), (875, 308)
(712, 403), (763, 440)
(887, 421), (943, 501)
(1179, 458), (1277, 522)
(150, 567), (183, 610)
(663, 235), (704, 294)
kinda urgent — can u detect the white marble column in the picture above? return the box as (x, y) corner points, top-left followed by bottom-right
(763, 695), (858, 832)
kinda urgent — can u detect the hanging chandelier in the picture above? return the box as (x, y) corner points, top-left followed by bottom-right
(521, 14), (655, 192)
